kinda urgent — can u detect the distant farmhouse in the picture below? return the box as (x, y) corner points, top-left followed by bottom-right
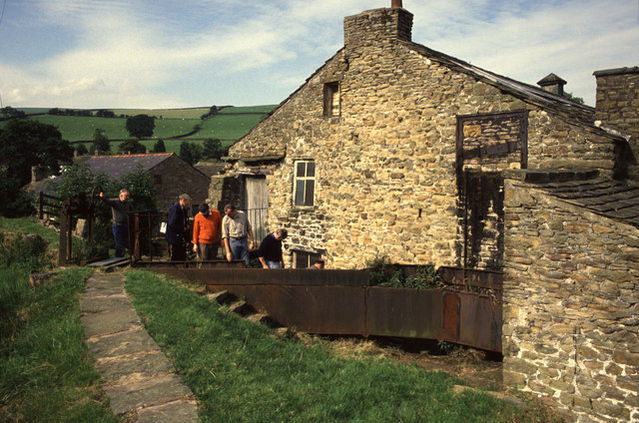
(76, 153), (209, 212)
(212, 2), (639, 421)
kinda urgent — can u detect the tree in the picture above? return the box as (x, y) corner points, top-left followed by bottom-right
(0, 119), (73, 187)
(1, 106), (26, 120)
(179, 142), (203, 166)
(125, 114), (155, 139)
(202, 138), (225, 160)
(152, 139), (166, 153)
(75, 143), (89, 156)
(91, 128), (110, 154)
(118, 139), (146, 154)
(564, 91), (585, 105)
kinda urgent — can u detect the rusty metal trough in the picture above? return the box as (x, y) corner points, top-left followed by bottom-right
(145, 264), (503, 353)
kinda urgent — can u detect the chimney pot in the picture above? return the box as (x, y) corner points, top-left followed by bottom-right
(391, 0), (403, 8)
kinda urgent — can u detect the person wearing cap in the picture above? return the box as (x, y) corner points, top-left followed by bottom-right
(192, 203), (222, 260)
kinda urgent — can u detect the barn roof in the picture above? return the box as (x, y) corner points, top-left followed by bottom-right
(76, 153), (175, 180)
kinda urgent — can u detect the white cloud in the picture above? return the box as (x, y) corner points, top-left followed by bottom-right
(1, 0), (637, 107)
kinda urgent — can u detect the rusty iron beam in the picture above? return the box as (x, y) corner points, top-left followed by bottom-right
(152, 267), (370, 286)
(145, 266), (502, 352)
(205, 284), (367, 335)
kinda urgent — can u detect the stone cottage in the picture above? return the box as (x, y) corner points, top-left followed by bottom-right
(212, 2), (632, 270)
(77, 152), (209, 212)
(210, 3), (638, 421)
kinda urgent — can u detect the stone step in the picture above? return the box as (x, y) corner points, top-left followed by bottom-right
(245, 313), (279, 328)
(227, 300), (253, 316)
(206, 290), (235, 305)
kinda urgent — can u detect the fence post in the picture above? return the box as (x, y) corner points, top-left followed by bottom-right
(39, 192), (44, 220)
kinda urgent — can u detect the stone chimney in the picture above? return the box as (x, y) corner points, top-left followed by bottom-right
(537, 73), (566, 96)
(344, 2), (413, 52)
(594, 66), (639, 180)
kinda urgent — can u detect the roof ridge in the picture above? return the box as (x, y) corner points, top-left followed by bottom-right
(88, 152), (174, 158)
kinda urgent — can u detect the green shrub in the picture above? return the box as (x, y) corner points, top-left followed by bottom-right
(367, 255), (441, 289)
(0, 232), (50, 272)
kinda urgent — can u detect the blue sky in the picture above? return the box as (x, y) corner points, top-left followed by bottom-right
(0, 0), (637, 108)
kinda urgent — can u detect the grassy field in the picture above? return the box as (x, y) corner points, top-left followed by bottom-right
(2, 105), (277, 143)
(125, 269), (558, 423)
(0, 220), (116, 422)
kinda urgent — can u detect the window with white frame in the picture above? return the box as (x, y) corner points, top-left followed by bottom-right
(294, 160), (315, 207)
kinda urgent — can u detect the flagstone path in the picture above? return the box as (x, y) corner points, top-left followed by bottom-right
(80, 272), (199, 422)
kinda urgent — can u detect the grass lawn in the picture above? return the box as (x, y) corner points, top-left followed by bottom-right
(0, 267), (116, 422)
(0, 216), (60, 250)
(125, 269), (556, 423)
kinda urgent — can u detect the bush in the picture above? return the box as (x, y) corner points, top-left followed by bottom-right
(0, 232), (50, 272)
(366, 255), (440, 289)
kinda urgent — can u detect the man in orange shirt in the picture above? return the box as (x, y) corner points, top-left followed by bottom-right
(192, 203), (222, 260)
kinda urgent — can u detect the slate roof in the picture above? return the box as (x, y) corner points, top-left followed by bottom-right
(76, 153), (174, 180)
(511, 169), (639, 228)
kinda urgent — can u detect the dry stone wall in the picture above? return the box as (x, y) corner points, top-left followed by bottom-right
(150, 156), (209, 212)
(502, 172), (639, 423)
(226, 7), (617, 269)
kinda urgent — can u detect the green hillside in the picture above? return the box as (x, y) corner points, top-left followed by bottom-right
(0, 106), (277, 148)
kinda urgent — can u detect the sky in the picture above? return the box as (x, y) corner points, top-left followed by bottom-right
(0, 0), (637, 109)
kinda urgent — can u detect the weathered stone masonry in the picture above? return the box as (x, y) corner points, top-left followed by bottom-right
(503, 170), (639, 423)
(226, 6), (618, 270)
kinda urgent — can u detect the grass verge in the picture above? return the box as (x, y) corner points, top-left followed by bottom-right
(0, 267), (116, 422)
(125, 269), (553, 423)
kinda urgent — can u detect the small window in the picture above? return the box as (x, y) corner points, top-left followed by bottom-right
(323, 82), (340, 116)
(294, 250), (321, 269)
(153, 174), (162, 185)
(294, 160), (315, 207)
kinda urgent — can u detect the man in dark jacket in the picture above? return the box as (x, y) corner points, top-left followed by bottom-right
(166, 193), (191, 261)
(99, 189), (133, 257)
(257, 229), (288, 269)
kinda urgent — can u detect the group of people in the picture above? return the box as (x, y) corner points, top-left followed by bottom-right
(101, 189), (299, 268)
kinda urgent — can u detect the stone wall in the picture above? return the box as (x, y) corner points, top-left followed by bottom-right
(150, 155), (209, 213)
(502, 172), (639, 423)
(226, 7), (617, 269)
(594, 67), (639, 181)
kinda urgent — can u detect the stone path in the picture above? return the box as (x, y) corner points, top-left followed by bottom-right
(80, 272), (199, 422)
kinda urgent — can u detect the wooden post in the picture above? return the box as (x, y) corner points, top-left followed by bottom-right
(133, 213), (141, 260)
(39, 192), (44, 220)
(58, 204), (69, 266)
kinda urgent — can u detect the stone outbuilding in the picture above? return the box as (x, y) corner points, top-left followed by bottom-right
(77, 152), (209, 212)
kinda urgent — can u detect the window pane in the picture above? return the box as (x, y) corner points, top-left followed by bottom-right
(295, 180), (305, 206)
(306, 161), (315, 177)
(296, 161), (305, 177)
(304, 180), (314, 206)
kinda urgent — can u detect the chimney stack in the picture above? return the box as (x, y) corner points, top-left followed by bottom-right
(537, 73), (567, 96)
(391, 0), (403, 8)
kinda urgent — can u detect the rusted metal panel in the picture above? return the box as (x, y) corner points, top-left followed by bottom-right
(366, 287), (442, 339)
(152, 267), (369, 286)
(442, 292), (460, 340)
(457, 293), (502, 352)
(439, 266), (503, 291)
(208, 284), (367, 334)
(147, 266), (503, 352)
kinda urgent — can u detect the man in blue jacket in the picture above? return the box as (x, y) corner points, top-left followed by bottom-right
(165, 193), (191, 261)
